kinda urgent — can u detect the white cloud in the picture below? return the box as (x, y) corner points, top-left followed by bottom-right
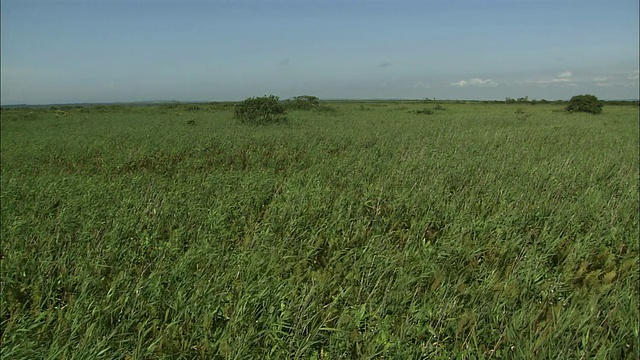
(629, 70), (639, 80)
(524, 75), (574, 85)
(557, 71), (572, 78)
(525, 79), (566, 84)
(590, 76), (611, 87)
(450, 78), (497, 87)
(470, 78), (498, 87)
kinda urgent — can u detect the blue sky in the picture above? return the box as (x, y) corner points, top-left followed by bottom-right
(1, 0), (638, 104)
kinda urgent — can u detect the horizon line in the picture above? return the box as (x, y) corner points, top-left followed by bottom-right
(2, 97), (639, 107)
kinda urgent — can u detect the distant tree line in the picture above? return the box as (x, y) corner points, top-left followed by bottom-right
(500, 97), (638, 107)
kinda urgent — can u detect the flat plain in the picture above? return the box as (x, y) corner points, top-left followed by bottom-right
(1, 101), (638, 358)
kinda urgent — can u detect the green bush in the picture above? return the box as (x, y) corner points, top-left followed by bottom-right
(412, 108), (434, 115)
(566, 94), (603, 114)
(180, 104), (200, 112)
(285, 95), (320, 110)
(234, 95), (287, 124)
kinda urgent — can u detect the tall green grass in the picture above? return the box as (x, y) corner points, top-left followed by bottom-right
(1, 103), (638, 358)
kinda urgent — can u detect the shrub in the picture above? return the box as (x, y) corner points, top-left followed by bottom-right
(566, 94), (603, 114)
(181, 104), (200, 112)
(234, 95), (287, 124)
(285, 95), (320, 110)
(412, 108), (434, 115)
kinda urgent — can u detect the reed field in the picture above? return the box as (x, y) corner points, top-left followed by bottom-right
(1, 101), (638, 358)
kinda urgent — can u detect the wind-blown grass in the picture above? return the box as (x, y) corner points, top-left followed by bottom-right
(1, 102), (638, 358)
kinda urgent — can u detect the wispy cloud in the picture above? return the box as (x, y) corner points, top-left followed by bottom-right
(591, 76), (611, 87)
(524, 71), (574, 85)
(450, 78), (498, 87)
(401, 81), (430, 89)
(629, 70), (639, 80)
(529, 78), (572, 84)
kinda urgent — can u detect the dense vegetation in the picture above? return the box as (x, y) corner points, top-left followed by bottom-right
(1, 102), (638, 358)
(234, 95), (287, 124)
(565, 94), (604, 114)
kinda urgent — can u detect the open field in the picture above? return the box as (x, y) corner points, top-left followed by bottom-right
(1, 102), (638, 358)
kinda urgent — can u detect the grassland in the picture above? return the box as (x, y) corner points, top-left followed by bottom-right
(1, 102), (638, 359)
